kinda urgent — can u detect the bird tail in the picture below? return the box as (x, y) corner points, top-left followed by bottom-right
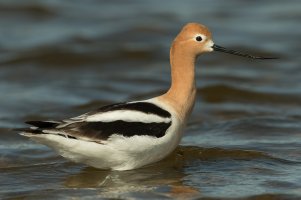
(25, 121), (60, 129)
(13, 127), (42, 137)
(14, 120), (61, 137)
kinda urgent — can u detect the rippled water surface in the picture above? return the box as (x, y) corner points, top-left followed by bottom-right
(1, 0), (301, 199)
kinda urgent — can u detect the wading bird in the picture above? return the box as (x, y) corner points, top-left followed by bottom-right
(18, 23), (274, 170)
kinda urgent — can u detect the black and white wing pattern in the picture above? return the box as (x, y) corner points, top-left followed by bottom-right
(20, 101), (172, 143)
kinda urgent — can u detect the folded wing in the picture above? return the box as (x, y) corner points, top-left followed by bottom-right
(19, 101), (172, 143)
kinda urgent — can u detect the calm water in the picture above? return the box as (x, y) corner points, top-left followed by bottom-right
(1, 0), (301, 199)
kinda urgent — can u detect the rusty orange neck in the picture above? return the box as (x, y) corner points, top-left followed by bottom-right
(159, 42), (197, 121)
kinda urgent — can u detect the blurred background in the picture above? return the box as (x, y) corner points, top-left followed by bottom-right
(1, 0), (301, 199)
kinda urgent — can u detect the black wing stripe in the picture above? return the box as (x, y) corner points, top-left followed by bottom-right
(68, 120), (171, 140)
(19, 120), (171, 141)
(95, 102), (171, 118)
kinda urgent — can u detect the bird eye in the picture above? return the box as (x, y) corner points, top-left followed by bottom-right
(195, 36), (203, 42)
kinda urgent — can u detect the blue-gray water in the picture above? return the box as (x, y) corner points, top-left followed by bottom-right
(1, 0), (301, 199)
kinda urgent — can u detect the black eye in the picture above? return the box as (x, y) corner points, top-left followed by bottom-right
(196, 36), (203, 42)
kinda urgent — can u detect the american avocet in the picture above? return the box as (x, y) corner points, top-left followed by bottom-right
(18, 23), (274, 171)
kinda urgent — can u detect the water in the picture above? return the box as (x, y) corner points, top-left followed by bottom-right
(1, 0), (301, 199)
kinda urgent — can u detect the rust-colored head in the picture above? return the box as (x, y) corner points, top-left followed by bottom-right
(173, 23), (214, 55)
(173, 23), (276, 59)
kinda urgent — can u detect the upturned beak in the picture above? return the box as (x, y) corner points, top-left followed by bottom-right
(212, 44), (277, 59)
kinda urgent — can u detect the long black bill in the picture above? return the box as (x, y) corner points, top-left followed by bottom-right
(212, 44), (277, 59)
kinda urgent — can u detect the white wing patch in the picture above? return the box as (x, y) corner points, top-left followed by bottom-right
(86, 110), (171, 123)
(54, 101), (172, 129)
